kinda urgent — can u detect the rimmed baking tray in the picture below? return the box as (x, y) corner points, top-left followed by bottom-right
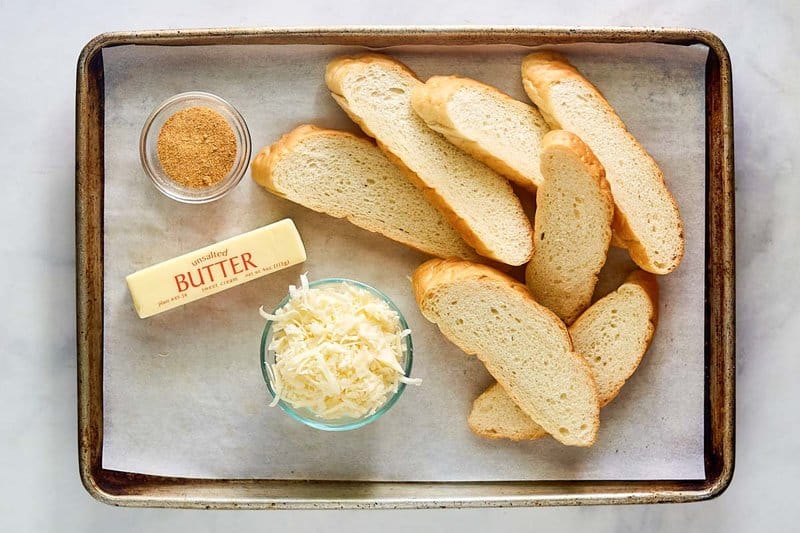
(76, 26), (734, 508)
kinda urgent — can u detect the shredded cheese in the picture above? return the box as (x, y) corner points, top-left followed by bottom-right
(262, 275), (420, 419)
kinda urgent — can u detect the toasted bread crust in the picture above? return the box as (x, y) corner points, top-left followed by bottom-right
(623, 268), (660, 328)
(412, 258), (541, 327)
(252, 124), (332, 190)
(540, 129), (609, 191)
(411, 75), (547, 190)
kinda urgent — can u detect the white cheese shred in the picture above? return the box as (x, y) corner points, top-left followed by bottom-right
(261, 277), (420, 419)
(258, 306), (278, 321)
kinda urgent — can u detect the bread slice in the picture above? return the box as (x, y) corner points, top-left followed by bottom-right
(413, 258), (600, 446)
(468, 382), (548, 441)
(410, 75), (550, 190)
(468, 269), (658, 441)
(525, 130), (613, 325)
(326, 54), (533, 266)
(251, 125), (480, 261)
(521, 52), (684, 275)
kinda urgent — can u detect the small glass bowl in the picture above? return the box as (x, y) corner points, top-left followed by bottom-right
(139, 91), (251, 204)
(260, 278), (414, 431)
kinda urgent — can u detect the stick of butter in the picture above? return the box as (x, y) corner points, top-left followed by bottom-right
(126, 219), (306, 318)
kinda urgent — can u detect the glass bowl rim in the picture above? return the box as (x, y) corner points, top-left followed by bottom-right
(138, 91), (252, 204)
(259, 278), (414, 431)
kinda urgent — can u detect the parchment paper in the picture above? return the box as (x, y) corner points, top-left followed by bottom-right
(102, 42), (707, 480)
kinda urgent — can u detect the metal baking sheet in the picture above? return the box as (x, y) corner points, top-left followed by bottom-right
(76, 27), (734, 508)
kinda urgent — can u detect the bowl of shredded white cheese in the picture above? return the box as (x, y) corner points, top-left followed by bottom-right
(259, 275), (420, 430)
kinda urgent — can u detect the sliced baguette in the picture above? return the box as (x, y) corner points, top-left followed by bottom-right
(411, 75), (550, 190)
(521, 52), (684, 275)
(326, 54), (533, 266)
(469, 382), (548, 440)
(469, 269), (659, 441)
(251, 125), (480, 261)
(413, 258), (600, 447)
(525, 130), (613, 325)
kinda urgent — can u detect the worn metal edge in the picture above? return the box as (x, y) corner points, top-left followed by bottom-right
(76, 32), (108, 505)
(698, 29), (736, 502)
(75, 25), (736, 509)
(84, 477), (715, 509)
(75, 25), (724, 47)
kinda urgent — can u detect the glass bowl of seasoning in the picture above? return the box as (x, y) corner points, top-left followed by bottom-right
(139, 91), (251, 204)
(259, 276), (420, 431)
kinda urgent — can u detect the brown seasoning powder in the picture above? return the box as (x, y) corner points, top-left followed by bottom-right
(156, 106), (237, 188)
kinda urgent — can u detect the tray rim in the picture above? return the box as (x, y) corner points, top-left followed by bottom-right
(76, 25), (734, 509)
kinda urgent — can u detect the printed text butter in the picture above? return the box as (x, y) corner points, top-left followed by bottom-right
(126, 219), (306, 318)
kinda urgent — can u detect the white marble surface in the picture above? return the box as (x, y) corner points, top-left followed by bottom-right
(0, 0), (796, 530)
